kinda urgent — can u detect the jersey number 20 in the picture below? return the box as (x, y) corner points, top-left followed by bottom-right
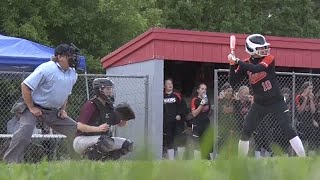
(262, 80), (272, 91)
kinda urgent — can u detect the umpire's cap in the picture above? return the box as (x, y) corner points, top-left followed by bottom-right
(54, 44), (78, 56)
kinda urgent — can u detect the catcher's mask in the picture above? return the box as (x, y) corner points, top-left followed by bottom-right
(245, 34), (270, 57)
(54, 43), (81, 69)
(93, 78), (115, 103)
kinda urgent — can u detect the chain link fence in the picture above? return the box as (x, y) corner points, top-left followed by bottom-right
(0, 71), (148, 163)
(213, 69), (320, 157)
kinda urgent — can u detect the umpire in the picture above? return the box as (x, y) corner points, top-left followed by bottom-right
(3, 44), (80, 163)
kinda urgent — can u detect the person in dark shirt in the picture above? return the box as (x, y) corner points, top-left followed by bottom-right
(228, 34), (305, 157)
(73, 78), (134, 161)
(233, 86), (253, 135)
(190, 83), (212, 159)
(295, 81), (318, 153)
(216, 83), (236, 153)
(163, 78), (187, 160)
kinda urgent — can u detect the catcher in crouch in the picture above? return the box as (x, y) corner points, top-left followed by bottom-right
(73, 78), (135, 161)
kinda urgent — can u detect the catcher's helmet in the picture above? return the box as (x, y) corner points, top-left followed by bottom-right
(245, 34), (270, 57)
(93, 78), (114, 89)
(93, 78), (115, 103)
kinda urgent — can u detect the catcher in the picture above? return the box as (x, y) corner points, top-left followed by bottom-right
(73, 78), (135, 161)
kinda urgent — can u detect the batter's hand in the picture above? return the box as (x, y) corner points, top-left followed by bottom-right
(58, 109), (68, 119)
(29, 106), (42, 117)
(176, 115), (181, 121)
(227, 53), (240, 65)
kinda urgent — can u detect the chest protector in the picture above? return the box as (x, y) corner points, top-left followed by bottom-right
(82, 98), (118, 136)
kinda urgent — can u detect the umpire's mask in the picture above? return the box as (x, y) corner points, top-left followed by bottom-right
(54, 43), (81, 69)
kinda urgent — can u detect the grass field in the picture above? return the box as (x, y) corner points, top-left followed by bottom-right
(0, 157), (319, 180)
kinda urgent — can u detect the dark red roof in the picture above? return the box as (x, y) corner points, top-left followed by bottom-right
(101, 28), (320, 69)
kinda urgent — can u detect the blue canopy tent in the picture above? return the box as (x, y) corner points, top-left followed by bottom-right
(0, 34), (86, 72)
(0, 34), (90, 100)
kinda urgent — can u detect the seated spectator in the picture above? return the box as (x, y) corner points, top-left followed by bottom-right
(217, 83), (236, 154)
(234, 86), (253, 135)
(296, 81), (318, 154)
(269, 87), (293, 157)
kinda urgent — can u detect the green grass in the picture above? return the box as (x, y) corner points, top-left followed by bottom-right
(0, 157), (319, 180)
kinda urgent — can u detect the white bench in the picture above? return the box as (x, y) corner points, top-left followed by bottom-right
(0, 134), (66, 138)
(0, 133), (67, 161)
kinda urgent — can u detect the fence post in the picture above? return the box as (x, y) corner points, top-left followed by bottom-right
(292, 72), (296, 127)
(84, 71), (90, 100)
(144, 75), (149, 155)
(213, 69), (219, 157)
(22, 71), (27, 80)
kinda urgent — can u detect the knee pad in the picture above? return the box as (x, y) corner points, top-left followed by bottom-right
(83, 144), (104, 161)
(103, 150), (122, 160)
(83, 135), (115, 161)
(96, 135), (115, 154)
(101, 140), (133, 161)
(120, 139), (134, 155)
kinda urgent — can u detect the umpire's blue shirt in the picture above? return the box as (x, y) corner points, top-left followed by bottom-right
(23, 60), (78, 109)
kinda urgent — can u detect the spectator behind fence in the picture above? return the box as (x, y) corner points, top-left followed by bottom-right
(296, 81), (319, 154)
(269, 87), (293, 156)
(234, 86), (253, 134)
(190, 83), (212, 159)
(313, 89), (320, 153)
(3, 44), (80, 163)
(74, 78), (134, 161)
(216, 83), (236, 154)
(163, 78), (188, 160)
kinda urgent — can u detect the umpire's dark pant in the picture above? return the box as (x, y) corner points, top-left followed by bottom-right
(241, 100), (297, 142)
(3, 108), (77, 163)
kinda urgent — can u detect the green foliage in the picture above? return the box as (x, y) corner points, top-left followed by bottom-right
(0, 158), (320, 180)
(156, 0), (320, 38)
(0, 0), (164, 73)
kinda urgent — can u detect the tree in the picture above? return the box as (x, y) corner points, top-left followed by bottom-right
(0, 0), (164, 73)
(155, 0), (320, 38)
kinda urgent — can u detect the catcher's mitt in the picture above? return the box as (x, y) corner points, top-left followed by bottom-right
(115, 103), (135, 120)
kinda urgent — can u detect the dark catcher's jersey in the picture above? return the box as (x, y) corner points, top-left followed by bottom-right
(229, 54), (283, 105)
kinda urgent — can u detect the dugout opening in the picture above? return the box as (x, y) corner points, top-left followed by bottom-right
(164, 60), (315, 102)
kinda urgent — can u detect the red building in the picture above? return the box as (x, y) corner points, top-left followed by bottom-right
(102, 28), (320, 95)
(102, 28), (320, 68)
(101, 28), (320, 159)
